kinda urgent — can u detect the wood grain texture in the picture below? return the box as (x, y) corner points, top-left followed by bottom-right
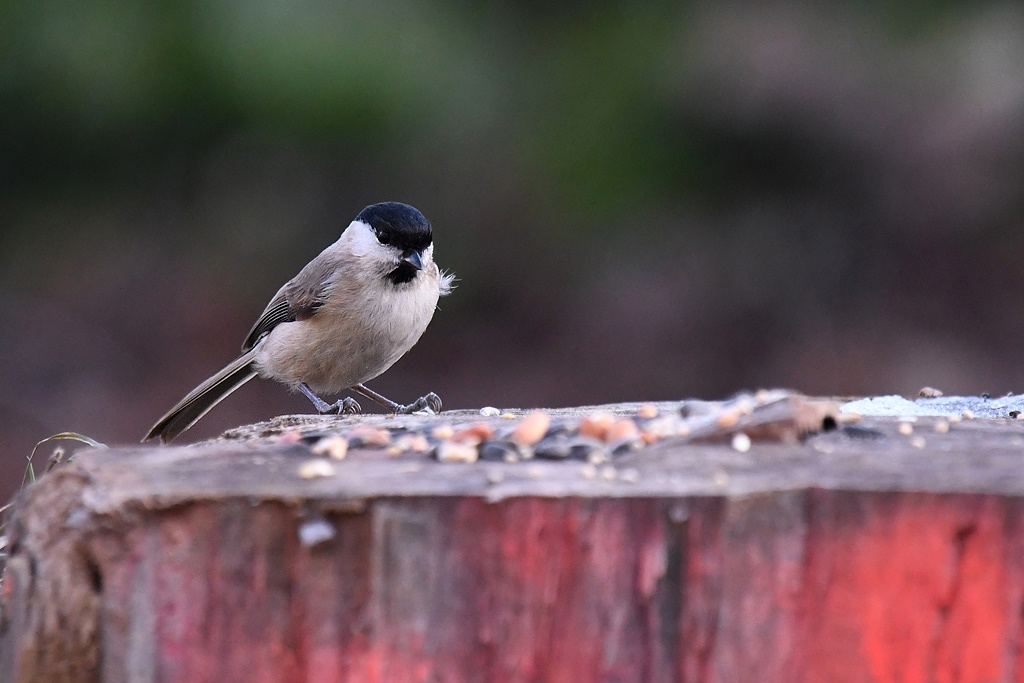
(3, 407), (1024, 682)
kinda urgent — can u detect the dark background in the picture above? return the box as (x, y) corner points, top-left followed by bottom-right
(3, 1), (1023, 501)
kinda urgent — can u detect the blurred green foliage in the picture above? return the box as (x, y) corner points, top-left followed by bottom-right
(2, 0), (1024, 504)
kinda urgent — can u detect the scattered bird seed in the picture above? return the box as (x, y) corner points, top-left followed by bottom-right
(479, 440), (520, 461)
(641, 416), (679, 442)
(567, 437), (606, 461)
(605, 418), (640, 443)
(713, 470), (730, 487)
(637, 403), (658, 419)
(347, 427), (391, 448)
(579, 412), (615, 440)
(278, 430), (303, 444)
(479, 406), (502, 417)
(611, 436), (644, 454)
(933, 420), (950, 434)
(731, 433), (752, 453)
(501, 412), (517, 419)
(511, 411), (550, 446)
(600, 465), (617, 481)
(580, 464), (597, 479)
(910, 436), (927, 449)
(394, 433), (431, 453)
(452, 422), (495, 445)
(435, 441), (479, 464)
(962, 410), (974, 420)
(297, 459), (335, 479)
(717, 410), (740, 428)
(918, 386), (944, 398)
(898, 422), (914, 436)
(431, 424), (455, 439)
(312, 435), (349, 460)
(534, 435), (573, 459)
(486, 469), (505, 484)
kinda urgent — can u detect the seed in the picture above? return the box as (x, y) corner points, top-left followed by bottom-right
(637, 403), (658, 419)
(452, 422), (495, 445)
(933, 420), (950, 434)
(348, 427), (391, 447)
(898, 422), (914, 436)
(605, 418), (640, 444)
(479, 406), (502, 417)
(579, 412), (615, 440)
(717, 410), (740, 428)
(511, 411), (550, 446)
(312, 435), (349, 460)
(395, 434), (431, 453)
(534, 435), (573, 459)
(435, 441), (479, 463)
(431, 424), (455, 439)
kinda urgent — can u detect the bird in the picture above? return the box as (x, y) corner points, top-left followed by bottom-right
(144, 201), (455, 443)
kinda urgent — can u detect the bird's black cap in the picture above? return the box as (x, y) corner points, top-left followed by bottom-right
(357, 202), (432, 253)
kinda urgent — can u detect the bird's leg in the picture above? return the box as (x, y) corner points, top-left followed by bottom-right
(298, 383), (362, 415)
(351, 384), (442, 414)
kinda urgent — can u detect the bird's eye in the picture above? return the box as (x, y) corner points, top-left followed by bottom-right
(375, 230), (391, 246)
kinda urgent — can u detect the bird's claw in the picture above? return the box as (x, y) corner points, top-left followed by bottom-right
(319, 397), (362, 415)
(396, 392), (442, 415)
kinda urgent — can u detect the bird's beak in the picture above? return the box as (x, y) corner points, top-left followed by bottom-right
(401, 250), (424, 270)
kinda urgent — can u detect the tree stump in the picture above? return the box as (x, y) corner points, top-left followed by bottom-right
(2, 398), (1024, 682)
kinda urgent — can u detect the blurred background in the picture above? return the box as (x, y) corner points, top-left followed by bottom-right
(3, 0), (1024, 499)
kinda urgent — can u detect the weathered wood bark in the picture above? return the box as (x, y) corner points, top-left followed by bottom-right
(3, 404), (1024, 682)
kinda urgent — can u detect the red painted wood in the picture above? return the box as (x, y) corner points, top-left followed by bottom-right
(61, 494), (1024, 682)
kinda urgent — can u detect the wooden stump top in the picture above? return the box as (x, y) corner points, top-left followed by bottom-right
(4, 398), (1024, 683)
(68, 406), (1024, 509)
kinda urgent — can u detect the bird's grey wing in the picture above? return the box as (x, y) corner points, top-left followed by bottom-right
(241, 253), (339, 352)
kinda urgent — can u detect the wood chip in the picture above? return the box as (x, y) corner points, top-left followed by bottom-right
(297, 459), (335, 479)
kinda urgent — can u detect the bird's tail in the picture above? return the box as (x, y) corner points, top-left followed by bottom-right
(144, 350), (258, 443)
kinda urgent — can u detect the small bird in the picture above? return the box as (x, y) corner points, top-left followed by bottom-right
(144, 201), (455, 443)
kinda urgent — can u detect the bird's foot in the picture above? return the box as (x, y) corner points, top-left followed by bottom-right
(299, 383), (362, 415)
(320, 397), (362, 415)
(394, 392), (442, 415)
